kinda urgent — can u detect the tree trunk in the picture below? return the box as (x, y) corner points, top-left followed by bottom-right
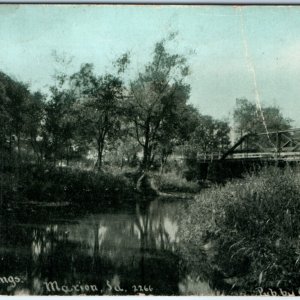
(142, 146), (150, 170)
(30, 136), (42, 164)
(141, 118), (151, 170)
(17, 133), (21, 163)
(96, 139), (104, 171)
(160, 152), (169, 174)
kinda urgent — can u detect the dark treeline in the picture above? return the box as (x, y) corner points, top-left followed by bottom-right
(0, 37), (293, 205)
(0, 39), (232, 173)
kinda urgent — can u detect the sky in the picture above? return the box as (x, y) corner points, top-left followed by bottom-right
(1, 5), (300, 126)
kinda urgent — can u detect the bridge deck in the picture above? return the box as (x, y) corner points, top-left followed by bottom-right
(196, 151), (300, 162)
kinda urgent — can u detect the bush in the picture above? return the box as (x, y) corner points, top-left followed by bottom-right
(178, 166), (300, 294)
(3, 163), (137, 205)
(156, 171), (200, 193)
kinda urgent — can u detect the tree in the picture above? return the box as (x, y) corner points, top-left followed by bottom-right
(43, 83), (77, 166)
(23, 91), (45, 163)
(0, 77), (11, 151)
(188, 115), (231, 155)
(154, 104), (201, 172)
(105, 135), (140, 169)
(0, 71), (32, 161)
(70, 63), (124, 170)
(127, 39), (190, 170)
(213, 120), (231, 152)
(233, 98), (292, 138)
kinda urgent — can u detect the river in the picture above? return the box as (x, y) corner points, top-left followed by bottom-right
(0, 195), (214, 295)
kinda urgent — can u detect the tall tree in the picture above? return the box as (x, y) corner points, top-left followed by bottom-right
(188, 115), (231, 155)
(127, 39), (190, 170)
(213, 120), (231, 152)
(0, 78), (11, 151)
(233, 98), (292, 138)
(155, 104), (201, 172)
(23, 91), (45, 163)
(70, 63), (124, 170)
(43, 84), (77, 165)
(0, 72), (31, 161)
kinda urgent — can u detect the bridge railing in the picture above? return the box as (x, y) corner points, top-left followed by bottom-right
(197, 152), (222, 161)
(196, 151), (300, 161)
(231, 152), (276, 159)
(219, 128), (300, 161)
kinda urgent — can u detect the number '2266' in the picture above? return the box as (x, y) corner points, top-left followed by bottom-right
(132, 285), (153, 293)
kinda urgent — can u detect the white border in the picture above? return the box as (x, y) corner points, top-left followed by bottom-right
(0, 3), (299, 300)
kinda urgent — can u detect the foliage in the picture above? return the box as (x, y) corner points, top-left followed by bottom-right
(23, 91), (45, 161)
(0, 39), (237, 174)
(156, 170), (200, 193)
(126, 38), (191, 170)
(178, 166), (300, 293)
(105, 135), (141, 169)
(2, 163), (136, 205)
(187, 115), (231, 156)
(43, 85), (79, 164)
(0, 71), (32, 157)
(70, 63), (126, 170)
(154, 104), (201, 172)
(234, 98), (292, 138)
(1, 38), (295, 208)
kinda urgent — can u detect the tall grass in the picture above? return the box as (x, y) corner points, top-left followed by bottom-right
(178, 166), (300, 293)
(155, 170), (200, 193)
(2, 163), (136, 206)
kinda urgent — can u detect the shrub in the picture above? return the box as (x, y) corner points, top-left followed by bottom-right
(156, 171), (200, 193)
(178, 166), (300, 294)
(3, 163), (137, 205)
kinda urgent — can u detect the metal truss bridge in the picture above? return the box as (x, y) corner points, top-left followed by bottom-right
(198, 128), (300, 162)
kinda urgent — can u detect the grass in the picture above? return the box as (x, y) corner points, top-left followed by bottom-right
(1, 162), (137, 206)
(154, 170), (201, 193)
(1, 159), (202, 209)
(178, 166), (300, 294)
(103, 166), (202, 194)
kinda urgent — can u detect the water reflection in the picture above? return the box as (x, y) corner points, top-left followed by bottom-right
(0, 197), (185, 295)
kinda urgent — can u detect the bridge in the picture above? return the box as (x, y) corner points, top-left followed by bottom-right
(190, 128), (300, 182)
(197, 128), (300, 162)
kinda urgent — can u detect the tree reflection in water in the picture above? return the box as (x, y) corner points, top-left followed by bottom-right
(0, 197), (184, 295)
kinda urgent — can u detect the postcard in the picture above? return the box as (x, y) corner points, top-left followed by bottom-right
(0, 4), (299, 296)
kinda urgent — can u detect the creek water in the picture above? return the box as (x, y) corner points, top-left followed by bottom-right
(0, 196), (214, 295)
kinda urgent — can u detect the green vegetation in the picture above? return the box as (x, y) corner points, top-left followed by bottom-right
(0, 35), (294, 206)
(2, 162), (136, 207)
(156, 171), (200, 193)
(178, 166), (300, 294)
(0, 36), (231, 205)
(234, 98), (292, 138)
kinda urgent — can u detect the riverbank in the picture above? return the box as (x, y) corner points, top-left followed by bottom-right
(1, 163), (138, 207)
(155, 171), (201, 193)
(178, 166), (300, 295)
(1, 163), (202, 209)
